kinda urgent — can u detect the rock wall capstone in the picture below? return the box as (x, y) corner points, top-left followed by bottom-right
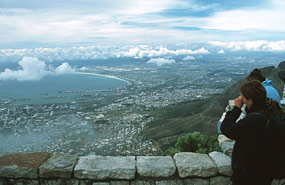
(0, 149), (284, 185)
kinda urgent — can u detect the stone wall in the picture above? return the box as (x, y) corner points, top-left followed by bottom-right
(0, 148), (284, 185)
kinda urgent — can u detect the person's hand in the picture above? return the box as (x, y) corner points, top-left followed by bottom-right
(234, 96), (243, 108)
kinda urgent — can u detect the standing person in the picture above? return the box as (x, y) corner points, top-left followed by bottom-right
(247, 68), (281, 105)
(221, 81), (282, 185)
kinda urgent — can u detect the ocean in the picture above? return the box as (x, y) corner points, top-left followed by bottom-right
(0, 73), (129, 105)
(0, 73), (133, 156)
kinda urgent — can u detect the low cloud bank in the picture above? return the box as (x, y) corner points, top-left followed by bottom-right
(1, 41), (284, 64)
(55, 62), (75, 75)
(209, 40), (285, 52)
(0, 45), (210, 63)
(147, 58), (176, 66)
(183, 56), (195, 61)
(123, 47), (209, 59)
(0, 57), (75, 81)
(218, 50), (225, 54)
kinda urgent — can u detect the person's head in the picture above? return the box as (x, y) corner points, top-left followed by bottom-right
(240, 80), (266, 109)
(240, 80), (282, 113)
(247, 69), (265, 82)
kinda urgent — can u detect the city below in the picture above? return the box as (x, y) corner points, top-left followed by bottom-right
(0, 57), (282, 156)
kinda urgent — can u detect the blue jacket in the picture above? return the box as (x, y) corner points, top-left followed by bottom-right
(262, 78), (281, 105)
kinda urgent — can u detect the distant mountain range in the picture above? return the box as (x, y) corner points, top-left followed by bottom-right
(143, 61), (285, 151)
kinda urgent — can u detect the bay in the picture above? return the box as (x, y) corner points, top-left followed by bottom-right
(0, 73), (129, 104)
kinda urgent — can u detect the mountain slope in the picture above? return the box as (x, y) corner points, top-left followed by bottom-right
(143, 62), (285, 150)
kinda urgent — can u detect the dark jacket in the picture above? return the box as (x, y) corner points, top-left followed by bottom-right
(221, 105), (274, 183)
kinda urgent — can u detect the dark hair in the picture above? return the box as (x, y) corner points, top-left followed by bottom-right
(265, 98), (282, 114)
(247, 69), (266, 82)
(240, 80), (281, 114)
(241, 80), (267, 106)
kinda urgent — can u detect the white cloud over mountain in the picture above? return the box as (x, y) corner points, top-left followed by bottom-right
(183, 56), (195, 61)
(122, 46), (209, 59)
(147, 58), (175, 66)
(0, 46), (210, 63)
(209, 40), (285, 52)
(1, 41), (285, 66)
(1, 40), (285, 66)
(55, 62), (75, 75)
(0, 57), (75, 81)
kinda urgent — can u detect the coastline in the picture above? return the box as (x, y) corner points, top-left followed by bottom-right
(75, 72), (131, 85)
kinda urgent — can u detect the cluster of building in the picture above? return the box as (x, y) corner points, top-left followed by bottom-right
(0, 60), (248, 156)
(0, 100), (158, 156)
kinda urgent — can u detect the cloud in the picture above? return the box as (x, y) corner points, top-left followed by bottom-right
(0, 45), (210, 62)
(0, 0), (200, 45)
(217, 50), (225, 54)
(122, 46), (210, 58)
(55, 62), (75, 75)
(0, 0), (284, 45)
(183, 56), (195, 61)
(0, 57), (50, 81)
(79, 67), (88, 71)
(209, 40), (285, 51)
(203, 0), (285, 31)
(147, 58), (175, 66)
(0, 57), (75, 81)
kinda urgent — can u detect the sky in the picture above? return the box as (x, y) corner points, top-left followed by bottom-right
(1, 0), (285, 48)
(1, 0), (285, 82)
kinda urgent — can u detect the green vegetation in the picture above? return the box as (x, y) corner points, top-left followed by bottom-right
(142, 98), (222, 150)
(164, 131), (221, 156)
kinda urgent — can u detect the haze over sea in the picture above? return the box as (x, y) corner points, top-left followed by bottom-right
(0, 73), (129, 105)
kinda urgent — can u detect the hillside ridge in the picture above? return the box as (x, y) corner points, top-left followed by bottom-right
(143, 61), (285, 150)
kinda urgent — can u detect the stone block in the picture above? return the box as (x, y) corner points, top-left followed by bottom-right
(92, 183), (110, 185)
(218, 135), (233, 146)
(210, 176), (232, 185)
(208, 152), (232, 176)
(273, 178), (285, 185)
(155, 180), (183, 185)
(40, 179), (63, 185)
(74, 155), (135, 180)
(40, 179), (89, 185)
(0, 179), (7, 185)
(39, 154), (78, 178)
(110, 181), (129, 185)
(183, 178), (209, 185)
(271, 179), (279, 185)
(130, 181), (155, 185)
(7, 179), (39, 185)
(221, 142), (234, 157)
(174, 152), (217, 178)
(0, 152), (51, 179)
(67, 180), (90, 185)
(136, 156), (176, 177)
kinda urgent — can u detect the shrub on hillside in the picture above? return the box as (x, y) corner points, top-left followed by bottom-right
(164, 131), (220, 156)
